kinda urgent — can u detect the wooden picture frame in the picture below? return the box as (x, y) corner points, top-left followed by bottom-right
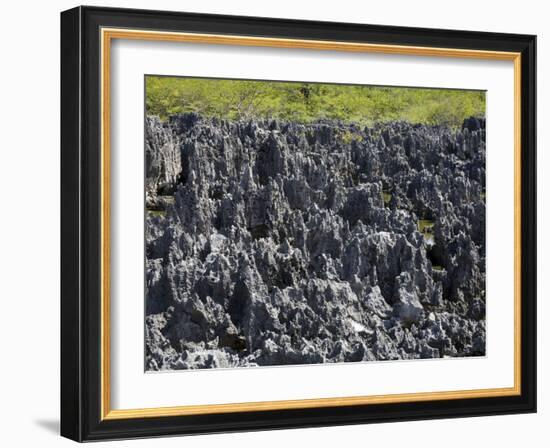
(61, 5), (536, 441)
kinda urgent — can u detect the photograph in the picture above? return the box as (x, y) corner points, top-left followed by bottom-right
(144, 77), (487, 371)
(56, 4), (537, 442)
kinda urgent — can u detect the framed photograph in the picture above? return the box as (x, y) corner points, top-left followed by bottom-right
(60, 6), (536, 442)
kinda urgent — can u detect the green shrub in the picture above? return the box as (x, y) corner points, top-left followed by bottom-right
(146, 76), (485, 127)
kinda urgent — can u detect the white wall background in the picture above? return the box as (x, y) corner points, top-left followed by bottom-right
(0, 0), (546, 446)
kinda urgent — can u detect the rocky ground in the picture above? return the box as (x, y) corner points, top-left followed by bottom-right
(144, 113), (486, 371)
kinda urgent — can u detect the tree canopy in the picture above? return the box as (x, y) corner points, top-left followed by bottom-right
(146, 76), (485, 127)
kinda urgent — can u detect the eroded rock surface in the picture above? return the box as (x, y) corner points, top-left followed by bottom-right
(145, 113), (486, 370)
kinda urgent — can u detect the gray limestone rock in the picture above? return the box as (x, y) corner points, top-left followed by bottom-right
(144, 114), (486, 370)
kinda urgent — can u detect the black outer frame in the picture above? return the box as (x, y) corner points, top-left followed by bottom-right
(60, 5), (537, 442)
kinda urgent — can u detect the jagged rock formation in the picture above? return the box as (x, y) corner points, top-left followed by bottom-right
(145, 113), (486, 370)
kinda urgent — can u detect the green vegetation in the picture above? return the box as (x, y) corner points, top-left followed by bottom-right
(418, 219), (435, 233)
(147, 209), (167, 217)
(341, 129), (363, 144)
(146, 76), (485, 126)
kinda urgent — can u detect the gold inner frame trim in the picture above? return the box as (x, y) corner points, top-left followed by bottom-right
(100, 27), (522, 421)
